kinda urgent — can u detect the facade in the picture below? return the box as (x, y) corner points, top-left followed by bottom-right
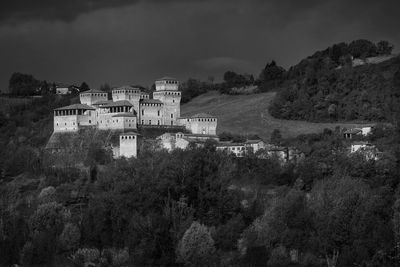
(350, 141), (379, 160)
(178, 113), (218, 135)
(158, 132), (219, 151)
(343, 126), (374, 139)
(118, 132), (138, 158)
(52, 77), (219, 158)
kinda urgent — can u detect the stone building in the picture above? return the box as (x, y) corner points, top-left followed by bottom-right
(52, 76), (219, 158)
(178, 113), (217, 135)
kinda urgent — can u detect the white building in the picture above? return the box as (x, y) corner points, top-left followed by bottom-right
(117, 132), (138, 158)
(158, 132), (219, 151)
(178, 113), (217, 135)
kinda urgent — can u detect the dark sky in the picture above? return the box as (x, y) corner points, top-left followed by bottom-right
(0, 0), (399, 91)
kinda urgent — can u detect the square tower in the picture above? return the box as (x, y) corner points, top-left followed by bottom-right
(119, 132), (138, 158)
(153, 77), (181, 126)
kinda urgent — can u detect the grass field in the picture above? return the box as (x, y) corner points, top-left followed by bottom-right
(181, 91), (376, 140)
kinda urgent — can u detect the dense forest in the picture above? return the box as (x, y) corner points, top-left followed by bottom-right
(1, 88), (400, 267)
(1, 39), (400, 267)
(269, 40), (400, 122)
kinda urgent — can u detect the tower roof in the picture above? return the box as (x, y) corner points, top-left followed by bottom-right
(102, 100), (133, 107)
(140, 99), (163, 104)
(120, 131), (139, 136)
(112, 85), (141, 91)
(80, 89), (105, 94)
(157, 76), (177, 81)
(54, 103), (95, 111)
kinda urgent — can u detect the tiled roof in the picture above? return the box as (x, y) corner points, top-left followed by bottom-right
(157, 76), (177, 81)
(54, 104), (95, 110)
(217, 142), (245, 147)
(121, 132), (139, 136)
(112, 113), (136, 117)
(80, 89), (106, 94)
(102, 100), (133, 107)
(245, 139), (264, 144)
(112, 85), (141, 91)
(343, 128), (362, 134)
(93, 100), (113, 105)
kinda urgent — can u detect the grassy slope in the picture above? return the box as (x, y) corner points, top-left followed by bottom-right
(181, 91), (376, 140)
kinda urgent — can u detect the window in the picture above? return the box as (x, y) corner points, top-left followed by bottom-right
(171, 114), (173, 118)
(142, 120), (144, 124)
(158, 110), (160, 116)
(89, 120), (91, 123)
(142, 110), (144, 115)
(158, 120), (160, 125)
(149, 120), (151, 125)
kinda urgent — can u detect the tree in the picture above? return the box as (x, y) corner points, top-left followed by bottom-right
(258, 60), (286, 91)
(100, 83), (111, 93)
(348, 39), (377, 59)
(377, 40), (394, 55)
(308, 176), (370, 267)
(270, 129), (282, 145)
(177, 221), (216, 266)
(80, 82), (90, 92)
(9, 72), (41, 96)
(59, 223), (80, 251)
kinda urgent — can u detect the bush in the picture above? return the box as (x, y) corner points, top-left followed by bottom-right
(59, 223), (81, 251)
(177, 221), (216, 266)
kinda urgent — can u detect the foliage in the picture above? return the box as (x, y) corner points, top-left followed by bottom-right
(177, 221), (216, 266)
(59, 223), (81, 251)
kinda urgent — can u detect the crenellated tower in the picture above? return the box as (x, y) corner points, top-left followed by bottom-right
(152, 77), (181, 126)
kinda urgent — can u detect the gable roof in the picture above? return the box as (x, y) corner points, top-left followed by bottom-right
(245, 139), (264, 144)
(54, 104), (95, 111)
(93, 100), (113, 105)
(157, 76), (177, 81)
(80, 89), (106, 94)
(102, 100), (133, 107)
(112, 85), (141, 91)
(112, 113), (136, 117)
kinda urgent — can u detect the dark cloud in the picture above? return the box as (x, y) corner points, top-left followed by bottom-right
(0, 0), (399, 92)
(0, 0), (138, 23)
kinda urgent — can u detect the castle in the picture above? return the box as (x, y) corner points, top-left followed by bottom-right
(52, 77), (218, 157)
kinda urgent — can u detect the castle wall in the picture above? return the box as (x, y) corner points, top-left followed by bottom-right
(112, 89), (141, 111)
(139, 103), (164, 125)
(182, 117), (217, 135)
(119, 134), (137, 158)
(153, 91), (181, 126)
(54, 115), (79, 132)
(155, 80), (179, 91)
(80, 92), (108, 106)
(97, 113), (137, 130)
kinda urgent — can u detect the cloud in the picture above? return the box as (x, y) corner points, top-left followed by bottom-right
(195, 57), (255, 72)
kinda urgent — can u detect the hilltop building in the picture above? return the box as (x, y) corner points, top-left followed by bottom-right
(52, 77), (218, 158)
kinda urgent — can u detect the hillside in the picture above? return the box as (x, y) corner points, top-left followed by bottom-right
(269, 52), (400, 122)
(181, 91), (375, 140)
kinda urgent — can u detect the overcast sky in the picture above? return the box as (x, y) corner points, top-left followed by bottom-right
(0, 0), (399, 91)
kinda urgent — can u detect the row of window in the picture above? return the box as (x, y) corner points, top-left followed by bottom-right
(113, 89), (140, 94)
(186, 118), (216, 122)
(121, 135), (135, 140)
(141, 110), (162, 116)
(160, 80), (178, 84)
(80, 93), (107, 97)
(154, 91), (181, 96)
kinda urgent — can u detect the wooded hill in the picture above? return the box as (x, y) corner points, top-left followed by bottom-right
(268, 40), (400, 123)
